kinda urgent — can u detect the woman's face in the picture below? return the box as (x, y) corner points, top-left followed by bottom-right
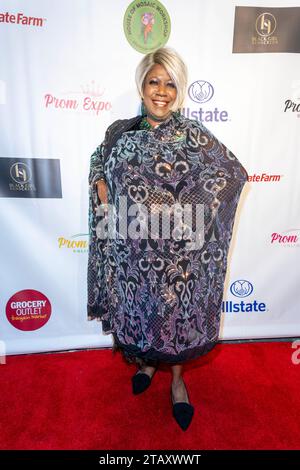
(142, 63), (177, 123)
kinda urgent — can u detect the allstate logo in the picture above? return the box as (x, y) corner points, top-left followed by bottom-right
(188, 80), (214, 104)
(230, 280), (253, 298)
(223, 280), (266, 314)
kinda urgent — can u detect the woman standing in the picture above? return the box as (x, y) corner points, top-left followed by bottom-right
(87, 47), (248, 431)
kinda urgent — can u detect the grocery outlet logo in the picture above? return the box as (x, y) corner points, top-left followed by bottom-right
(222, 280), (267, 313)
(6, 290), (51, 331)
(0, 12), (46, 27)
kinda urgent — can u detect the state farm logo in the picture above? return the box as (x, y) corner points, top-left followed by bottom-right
(0, 12), (46, 27)
(44, 80), (112, 116)
(271, 229), (300, 248)
(10, 162), (32, 184)
(6, 290), (51, 331)
(247, 173), (283, 182)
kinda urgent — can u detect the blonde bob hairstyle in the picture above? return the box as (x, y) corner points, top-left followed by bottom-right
(135, 47), (188, 112)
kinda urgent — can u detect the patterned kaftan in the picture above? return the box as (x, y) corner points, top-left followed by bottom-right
(87, 112), (248, 366)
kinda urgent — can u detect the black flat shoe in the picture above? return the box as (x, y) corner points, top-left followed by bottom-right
(171, 383), (194, 431)
(132, 368), (156, 394)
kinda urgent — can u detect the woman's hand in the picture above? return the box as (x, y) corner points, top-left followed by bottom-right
(96, 179), (108, 204)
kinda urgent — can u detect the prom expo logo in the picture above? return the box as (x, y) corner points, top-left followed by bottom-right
(271, 229), (300, 248)
(284, 80), (300, 119)
(57, 234), (88, 253)
(6, 290), (51, 331)
(44, 81), (112, 116)
(183, 80), (229, 123)
(0, 11), (46, 27)
(222, 280), (267, 313)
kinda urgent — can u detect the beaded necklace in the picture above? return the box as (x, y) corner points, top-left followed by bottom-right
(138, 112), (185, 143)
(139, 110), (181, 131)
(139, 116), (157, 131)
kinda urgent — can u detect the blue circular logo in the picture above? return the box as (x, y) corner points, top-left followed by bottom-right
(188, 80), (214, 103)
(230, 280), (253, 298)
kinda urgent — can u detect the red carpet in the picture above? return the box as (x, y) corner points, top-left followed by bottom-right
(0, 341), (299, 450)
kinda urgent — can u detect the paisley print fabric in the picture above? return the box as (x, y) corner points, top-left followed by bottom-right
(87, 112), (248, 366)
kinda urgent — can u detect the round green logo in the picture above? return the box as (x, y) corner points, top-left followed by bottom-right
(123, 0), (171, 53)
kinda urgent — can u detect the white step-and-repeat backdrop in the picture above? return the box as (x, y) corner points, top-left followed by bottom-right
(0, 0), (299, 355)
